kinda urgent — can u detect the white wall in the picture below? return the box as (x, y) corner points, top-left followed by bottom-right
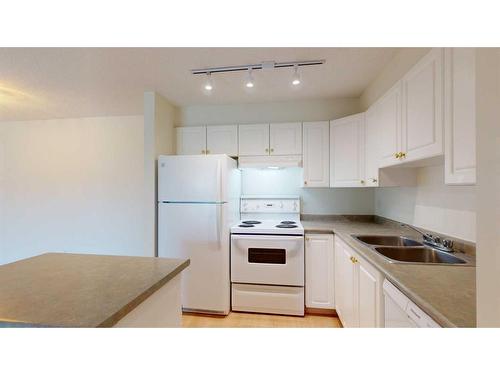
(176, 98), (360, 126)
(241, 168), (374, 215)
(0, 115), (145, 265)
(375, 165), (476, 241)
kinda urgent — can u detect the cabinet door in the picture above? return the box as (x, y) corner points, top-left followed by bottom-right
(238, 124), (270, 156)
(269, 122), (302, 155)
(377, 82), (403, 167)
(334, 237), (358, 328)
(305, 234), (334, 309)
(330, 113), (366, 187)
(364, 105), (380, 186)
(302, 121), (329, 187)
(444, 48), (476, 185)
(206, 125), (238, 156)
(176, 126), (206, 155)
(358, 259), (383, 328)
(401, 48), (444, 162)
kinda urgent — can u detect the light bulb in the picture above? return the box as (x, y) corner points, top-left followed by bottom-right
(292, 64), (301, 85)
(245, 68), (254, 88)
(204, 72), (213, 91)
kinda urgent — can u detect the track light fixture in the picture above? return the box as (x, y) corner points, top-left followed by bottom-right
(193, 59), (324, 92)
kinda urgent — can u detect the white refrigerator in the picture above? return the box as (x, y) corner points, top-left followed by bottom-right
(157, 155), (240, 315)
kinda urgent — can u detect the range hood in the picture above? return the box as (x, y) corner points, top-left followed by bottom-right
(238, 155), (302, 169)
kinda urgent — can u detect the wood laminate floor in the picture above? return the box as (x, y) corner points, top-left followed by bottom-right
(182, 312), (342, 328)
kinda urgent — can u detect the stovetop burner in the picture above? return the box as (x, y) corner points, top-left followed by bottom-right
(276, 224), (298, 228)
(280, 221), (296, 225)
(238, 224), (255, 228)
(242, 220), (261, 225)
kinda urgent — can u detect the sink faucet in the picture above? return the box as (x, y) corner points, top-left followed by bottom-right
(401, 223), (455, 252)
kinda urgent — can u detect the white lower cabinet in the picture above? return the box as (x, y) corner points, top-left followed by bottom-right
(305, 234), (334, 309)
(334, 236), (384, 327)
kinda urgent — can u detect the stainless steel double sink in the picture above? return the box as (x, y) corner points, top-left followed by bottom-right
(352, 235), (470, 265)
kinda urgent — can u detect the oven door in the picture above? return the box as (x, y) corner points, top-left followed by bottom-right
(231, 235), (304, 286)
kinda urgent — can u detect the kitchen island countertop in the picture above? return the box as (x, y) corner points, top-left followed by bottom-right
(0, 253), (189, 327)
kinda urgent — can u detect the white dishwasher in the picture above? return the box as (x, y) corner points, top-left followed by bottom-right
(383, 280), (441, 328)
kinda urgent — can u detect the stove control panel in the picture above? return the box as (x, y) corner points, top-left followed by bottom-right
(240, 197), (300, 214)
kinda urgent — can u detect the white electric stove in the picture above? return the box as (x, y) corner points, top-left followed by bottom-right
(230, 196), (305, 316)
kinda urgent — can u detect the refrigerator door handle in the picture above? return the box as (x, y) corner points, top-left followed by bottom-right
(216, 203), (222, 246)
(216, 159), (222, 203)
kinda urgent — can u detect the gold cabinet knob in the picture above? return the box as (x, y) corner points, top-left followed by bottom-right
(401, 152), (406, 158)
(201, 150), (206, 154)
(304, 181), (308, 185)
(206, 149), (210, 154)
(270, 148), (274, 153)
(394, 152), (400, 159)
(265, 148), (269, 153)
(360, 180), (365, 184)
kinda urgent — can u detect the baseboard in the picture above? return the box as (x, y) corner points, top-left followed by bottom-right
(305, 307), (338, 316)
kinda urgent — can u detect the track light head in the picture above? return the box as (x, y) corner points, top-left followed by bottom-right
(245, 68), (254, 88)
(204, 72), (214, 91)
(292, 64), (301, 86)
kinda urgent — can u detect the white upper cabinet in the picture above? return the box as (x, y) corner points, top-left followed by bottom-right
(302, 121), (330, 187)
(238, 124), (270, 156)
(401, 48), (444, 162)
(176, 126), (207, 155)
(305, 234), (334, 309)
(206, 125), (238, 156)
(377, 82), (403, 168)
(269, 122), (302, 155)
(444, 48), (476, 185)
(330, 113), (366, 187)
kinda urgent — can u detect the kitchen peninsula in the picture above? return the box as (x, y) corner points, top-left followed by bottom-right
(0, 253), (189, 327)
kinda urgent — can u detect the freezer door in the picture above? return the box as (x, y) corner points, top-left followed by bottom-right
(158, 202), (230, 314)
(158, 155), (225, 202)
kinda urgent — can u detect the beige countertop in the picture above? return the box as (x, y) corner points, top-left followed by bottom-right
(302, 218), (476, 328)
(0, 253), (189, 327)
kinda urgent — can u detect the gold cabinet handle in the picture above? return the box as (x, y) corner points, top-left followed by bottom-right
(265, 148), (269, 153)
(371, 178), (378, 183)
(394, 152), (400, 159)
(270, 148), (274, 153)
(350, 256), (358, 264)
(401, 152), (406, 158)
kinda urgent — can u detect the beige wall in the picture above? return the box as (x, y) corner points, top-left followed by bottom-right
(143, 91), (177, 257)
(360, 48), (430, 110)
(0, 115), (145, 265)
(475, 48), (500, 327)
(176, 98), (361, 126)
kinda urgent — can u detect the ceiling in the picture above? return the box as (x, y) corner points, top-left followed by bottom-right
(0, 48), (399, 121)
